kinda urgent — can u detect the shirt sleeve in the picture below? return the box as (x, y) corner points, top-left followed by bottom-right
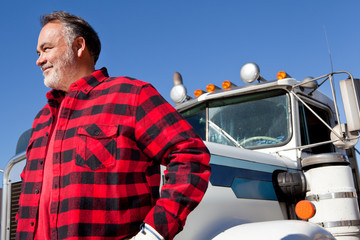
(134, 84), (211, 240)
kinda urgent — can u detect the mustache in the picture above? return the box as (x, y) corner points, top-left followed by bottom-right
(41, 63), (53, 71)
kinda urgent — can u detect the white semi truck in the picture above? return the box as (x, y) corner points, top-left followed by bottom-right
(2, 63), (360, 239)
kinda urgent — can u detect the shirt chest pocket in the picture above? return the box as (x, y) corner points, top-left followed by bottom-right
(76, 124), (118, 171)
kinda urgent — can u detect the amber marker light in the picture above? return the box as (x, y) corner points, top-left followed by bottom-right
(206, 84), (220, 93)
(277, 71), (289, 80)
(295, 200), (316, 220)
(194, 89), (205, 98)
(222, 80), (236, 90)
(206, 84), (216, 92)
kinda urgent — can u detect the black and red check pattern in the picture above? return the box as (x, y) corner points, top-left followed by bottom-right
(16, 68), (210, 240)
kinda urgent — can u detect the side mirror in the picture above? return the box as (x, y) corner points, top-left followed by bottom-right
(340, 78), (360, 132)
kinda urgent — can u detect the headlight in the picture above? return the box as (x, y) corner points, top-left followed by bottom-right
(170, 84), (187, 104)
(240, 62), (261, 83)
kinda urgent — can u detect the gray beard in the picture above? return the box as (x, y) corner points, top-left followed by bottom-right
(43, 47), (78, 91)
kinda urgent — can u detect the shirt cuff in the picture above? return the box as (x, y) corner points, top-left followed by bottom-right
(140, 223), (164, 240)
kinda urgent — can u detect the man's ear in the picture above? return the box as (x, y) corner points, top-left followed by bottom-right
(74, 37), (86, 57)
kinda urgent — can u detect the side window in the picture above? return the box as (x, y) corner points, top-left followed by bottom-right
(299, 102), (334, 154)
(181, 104), (206, 141)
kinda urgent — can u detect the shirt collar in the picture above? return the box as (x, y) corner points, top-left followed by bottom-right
(46, 67), (109, 102)
(69, 67), (109, 94)
(46, 89), (65, 109)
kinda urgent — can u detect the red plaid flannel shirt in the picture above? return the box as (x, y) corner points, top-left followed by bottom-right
(16, 68), (210, 240)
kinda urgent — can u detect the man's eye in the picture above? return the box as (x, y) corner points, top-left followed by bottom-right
(43, 46), (53, 52)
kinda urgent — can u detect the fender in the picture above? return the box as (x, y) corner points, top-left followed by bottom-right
(212, 220), (335, 240)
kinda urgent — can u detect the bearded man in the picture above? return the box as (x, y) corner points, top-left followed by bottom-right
(16, 11), (210, 240)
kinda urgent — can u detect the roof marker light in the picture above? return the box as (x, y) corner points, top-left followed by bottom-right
(206, 84), (220, 93)
(277, 71), (291, 80)
(222, 80), (236, 90)
(194, 89), (205, 98)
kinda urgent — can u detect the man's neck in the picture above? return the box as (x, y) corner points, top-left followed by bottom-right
(63, 65), (95, 93)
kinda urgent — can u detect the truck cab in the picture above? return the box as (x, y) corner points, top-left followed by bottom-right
(170, 63), (360, 239)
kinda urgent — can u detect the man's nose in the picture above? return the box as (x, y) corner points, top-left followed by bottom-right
(36, 53), (46, 66)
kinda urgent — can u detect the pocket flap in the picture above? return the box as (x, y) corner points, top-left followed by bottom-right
(77, 124), (118, 138)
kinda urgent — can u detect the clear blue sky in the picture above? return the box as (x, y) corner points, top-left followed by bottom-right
(1, 0), (360, 173)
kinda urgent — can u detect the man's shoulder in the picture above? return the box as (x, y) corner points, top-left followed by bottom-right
(99, 76), (159, 96)
(34, 104), (51, 120)
(106, 76), (151, 88)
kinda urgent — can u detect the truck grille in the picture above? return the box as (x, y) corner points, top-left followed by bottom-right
(10, 181), (22, 240)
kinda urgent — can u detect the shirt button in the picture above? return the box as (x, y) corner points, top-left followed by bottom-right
(39, 161), (44, 165)
(45, 132), (49, 137)
(30, 222), (34, 226)
(54, 184), (58, 189)
(34, 189), (40, 194)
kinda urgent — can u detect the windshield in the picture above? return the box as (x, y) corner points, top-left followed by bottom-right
(182, 90), (291, 149)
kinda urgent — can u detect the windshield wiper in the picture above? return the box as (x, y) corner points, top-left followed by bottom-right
(208, 120), (243, 148)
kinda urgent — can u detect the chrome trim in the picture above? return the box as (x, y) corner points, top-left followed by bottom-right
(318, 220), (360, 228)
(306, 192), (357, 201)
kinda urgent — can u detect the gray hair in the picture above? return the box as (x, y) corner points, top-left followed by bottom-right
(40, 11), (101, 64)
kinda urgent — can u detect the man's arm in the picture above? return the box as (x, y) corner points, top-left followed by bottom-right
(134, 84), (211, 240)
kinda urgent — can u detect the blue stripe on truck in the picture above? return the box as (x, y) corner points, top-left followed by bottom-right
(209, 155), (288, 200)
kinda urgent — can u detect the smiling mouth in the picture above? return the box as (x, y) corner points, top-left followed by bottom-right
(41, 66), (52, 75)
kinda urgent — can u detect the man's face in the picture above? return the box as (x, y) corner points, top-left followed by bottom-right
(36, 21), (78, 92)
